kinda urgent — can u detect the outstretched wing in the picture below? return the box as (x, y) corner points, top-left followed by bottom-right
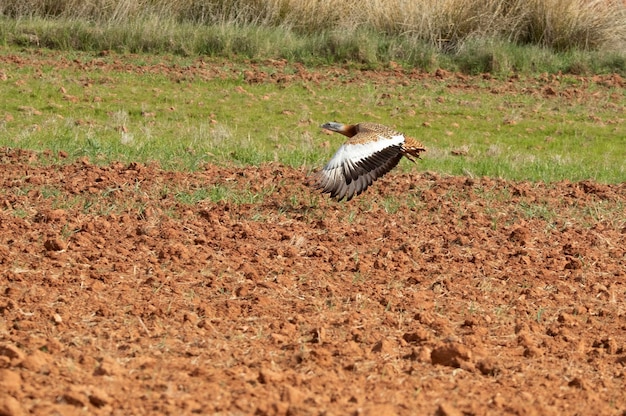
(315, 134), (405, 201)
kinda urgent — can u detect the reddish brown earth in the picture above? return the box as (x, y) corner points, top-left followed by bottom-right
(0, 146), (625, 416)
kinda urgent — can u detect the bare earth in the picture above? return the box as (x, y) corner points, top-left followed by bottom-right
(0, 149), (625, 416)
(1, 55), (626, 416)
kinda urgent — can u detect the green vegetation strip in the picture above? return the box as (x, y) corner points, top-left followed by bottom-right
(0, 48), (624, 183)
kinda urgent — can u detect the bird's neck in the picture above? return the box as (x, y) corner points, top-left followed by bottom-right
(341, 124), (359, 138)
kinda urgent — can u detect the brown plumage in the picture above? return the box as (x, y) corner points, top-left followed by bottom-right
(314, 122), (426, 201)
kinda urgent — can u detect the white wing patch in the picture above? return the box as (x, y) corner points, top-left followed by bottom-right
(316, 134), (405, 201)
(325, 135), (404, 169)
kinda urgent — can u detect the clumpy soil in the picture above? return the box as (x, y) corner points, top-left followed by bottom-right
(0, 147), (625, 415)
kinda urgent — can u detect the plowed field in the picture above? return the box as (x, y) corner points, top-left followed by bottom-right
(1, 145), (625, 415)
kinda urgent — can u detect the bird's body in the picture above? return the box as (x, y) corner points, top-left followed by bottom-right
(314, 122), (426, 201)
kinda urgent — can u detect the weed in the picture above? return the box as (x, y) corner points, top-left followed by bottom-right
(12, 208), (29, 218)
(536, 307), (546, 323)
(175, 188), (212, 205)
(517, 202), (557, 222)
(60, 224), (76, 239)
(382, 197), (401, 214)
(40, 186), (61, 199)
(352, 272), (366, 284)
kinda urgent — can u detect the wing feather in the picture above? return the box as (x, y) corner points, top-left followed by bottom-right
(315, 135), (405, 201)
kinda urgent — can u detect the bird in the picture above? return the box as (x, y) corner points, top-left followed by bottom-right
(313, 121), (426, 201)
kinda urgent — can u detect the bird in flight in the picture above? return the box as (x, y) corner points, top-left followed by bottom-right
(314, 122), (426, 201)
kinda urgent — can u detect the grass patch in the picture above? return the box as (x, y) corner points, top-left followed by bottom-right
(176, 184), (275, 205)
(0, 47), (624, 183)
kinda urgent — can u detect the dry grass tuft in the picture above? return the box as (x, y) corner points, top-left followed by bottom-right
(523, 0), (626, 51)
(1, 0), (625, 51)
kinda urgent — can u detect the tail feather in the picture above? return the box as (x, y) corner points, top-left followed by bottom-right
(402, 137), (426, 162)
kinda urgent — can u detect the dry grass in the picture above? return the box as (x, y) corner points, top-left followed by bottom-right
(2, 0), (625, 52)
(524, 0), (626, 50)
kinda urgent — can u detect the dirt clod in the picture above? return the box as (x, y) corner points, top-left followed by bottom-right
(0, 345), (24, 362)
(431, 343), (472, 368)
(0, 393), (24, 416)
(43, 238), (66, 251)
(0, 370), (21, 395)
(435, 403), (463, 416)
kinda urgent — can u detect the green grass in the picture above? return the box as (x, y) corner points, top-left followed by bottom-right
(175, 184), (274, 204)
(0, 47), (624, 183)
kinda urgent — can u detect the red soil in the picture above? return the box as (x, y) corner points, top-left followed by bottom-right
(0, 147), (625, 415)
